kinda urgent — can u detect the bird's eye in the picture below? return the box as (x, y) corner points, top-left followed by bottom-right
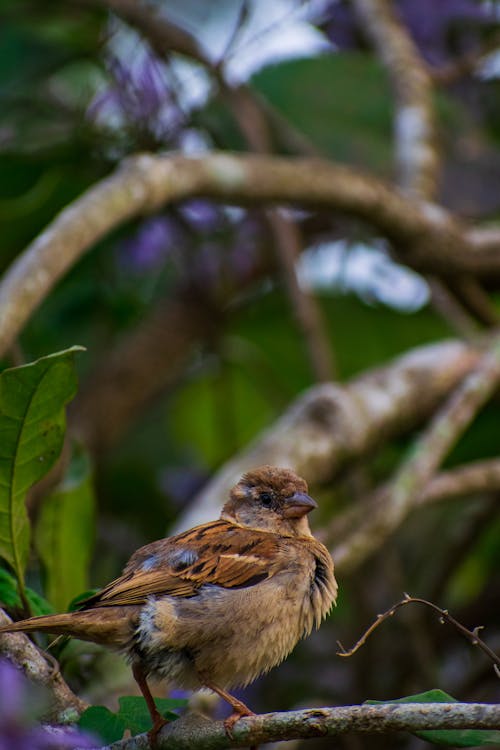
(259, 492), (273, 507)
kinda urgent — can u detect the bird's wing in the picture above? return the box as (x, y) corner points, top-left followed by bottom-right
(80, 520), (285, 608)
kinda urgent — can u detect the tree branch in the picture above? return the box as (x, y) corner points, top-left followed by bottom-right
(0, 609), (87, 723)
(89, 702), (500, 749)
(99, 0), (336, 382)
(176, 338), (478, 531)
(4, 150), (500, 358)
(333, 332), (500, 573)
(352, 0), (439, 199)
(417, 459), (500, 506)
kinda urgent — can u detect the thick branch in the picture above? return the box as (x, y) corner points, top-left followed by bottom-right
(99, 703), (500, 749)
(176, 339), (478, 531)
(0, 609), (87, 723)
(334, 332), (500, 573)
(4, 151), (500, 357)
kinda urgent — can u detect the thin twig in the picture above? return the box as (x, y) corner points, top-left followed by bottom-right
(337, 593), (500, 678)
(430, 31), (500, 85)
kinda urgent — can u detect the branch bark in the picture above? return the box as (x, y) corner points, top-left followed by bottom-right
(91, 703), (500, 749)
(352, 0), (439, 199)
(3, 151), (500, 358)
(0, 609), (87, 723)
(176, 338), (478, 531)
(333, 331), (500, 573)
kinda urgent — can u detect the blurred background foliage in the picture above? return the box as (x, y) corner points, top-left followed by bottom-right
(1, 1), (500, 747)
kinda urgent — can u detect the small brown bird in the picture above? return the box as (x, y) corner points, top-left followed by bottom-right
(0, 466), (337, 738)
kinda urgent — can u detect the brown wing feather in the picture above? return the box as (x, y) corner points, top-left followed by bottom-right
(79, 520), (283, 609)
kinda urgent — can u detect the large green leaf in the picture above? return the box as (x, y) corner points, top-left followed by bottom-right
(78, 696), (185, 743)
(0, 346), (84, 586)
(35, 446), (95, 611)
(367, 689), (500, 746)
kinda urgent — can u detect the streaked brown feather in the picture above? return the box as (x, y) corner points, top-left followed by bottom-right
(78, 520), (284, 609)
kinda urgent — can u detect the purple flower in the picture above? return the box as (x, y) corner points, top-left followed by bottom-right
(118, 216), (181, 271)
(0, 659), (96, 749)
(0, 658), (24, 719)
(87, 50), (182, 142)
(179, 200), (223, 234)
(326, 0), (493, 65)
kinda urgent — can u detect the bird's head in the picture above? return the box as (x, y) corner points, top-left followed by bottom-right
(221, 465), (317, 537)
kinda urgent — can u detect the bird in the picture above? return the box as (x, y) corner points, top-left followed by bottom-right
(0, 466), (337, 741)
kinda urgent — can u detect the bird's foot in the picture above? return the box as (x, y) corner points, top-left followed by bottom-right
(223, 705), (256, 734)
(147, 715), (169, 747)
(224, 704), (257, 749)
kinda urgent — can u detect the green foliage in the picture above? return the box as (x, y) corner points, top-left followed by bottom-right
(367, 690), (500, 747)
(0, 567), (53, 615)
(252, 54), (393, 172)
(78, 696), (186, 743)
(0, 347), (84, 597)
(35, 447), (95, 611)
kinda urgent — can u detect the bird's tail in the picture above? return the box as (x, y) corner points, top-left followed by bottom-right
(0, 608), (136, 648)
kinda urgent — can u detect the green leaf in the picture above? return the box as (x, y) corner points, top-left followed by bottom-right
(252, 54), (393, 174)
(35, 446), (95, 611)
(78, 696), (185, 742)
(118, 696), (182, 735)
(78, 705), (127, 744)
(0, 566), (54, 615)
(367, 690), (500, 746)
(0, 347), (84, 589)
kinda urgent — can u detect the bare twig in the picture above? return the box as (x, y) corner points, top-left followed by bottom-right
(337, 593), (500, 678)
(446, 275), (499, 327)
(430, 31), (500, 85)
(266, 209), (335, 381)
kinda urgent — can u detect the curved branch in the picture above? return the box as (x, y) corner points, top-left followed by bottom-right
(0, 609), (87, 723)
(176, 339), (478, 531)
(3, 151), (500, 358)
(103, 702), (500, 749)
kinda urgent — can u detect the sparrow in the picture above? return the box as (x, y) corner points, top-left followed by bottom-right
(0, 466), (337, 740)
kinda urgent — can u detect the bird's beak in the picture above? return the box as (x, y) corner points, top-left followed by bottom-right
(282, 492), (318, 518)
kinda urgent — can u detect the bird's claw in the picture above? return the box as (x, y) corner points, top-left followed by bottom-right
(223, 708), (256, 739)
(147, 716), (169, 748)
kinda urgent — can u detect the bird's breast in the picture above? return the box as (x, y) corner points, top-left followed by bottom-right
(131, 543), (336, 689)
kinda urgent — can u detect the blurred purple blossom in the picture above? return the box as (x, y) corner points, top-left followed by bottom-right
(0, 659), (95, 749)
(326, 0), (493, 66)
(118, 216), (181, 271)
(87, 51), (182, 141)
(179, 200), (223, 234)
